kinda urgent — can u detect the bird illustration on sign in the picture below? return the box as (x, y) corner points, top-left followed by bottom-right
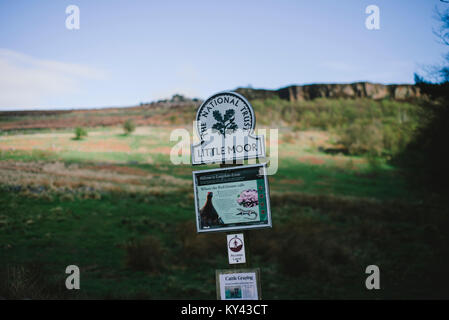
(200, 192), (224, 228)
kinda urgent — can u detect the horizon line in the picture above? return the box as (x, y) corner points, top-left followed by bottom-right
(0, 80), (417, 112)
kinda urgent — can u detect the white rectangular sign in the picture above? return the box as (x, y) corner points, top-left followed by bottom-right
(191, 133), (265, 165)
(216, 269), (261, 300)
(227, 233), (246, 264)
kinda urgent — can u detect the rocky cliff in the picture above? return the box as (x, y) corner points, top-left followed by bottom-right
(235, 82), (422, 101)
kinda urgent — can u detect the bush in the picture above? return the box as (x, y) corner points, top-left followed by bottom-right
(251, 98), (420, 154)
(124, 236), (165, 272)
(74, 127), (87, 140)
(0, 263), (66, 299)
(394, 81), (449, 192)
(249, 216), (352, 279)
(60, 193), (75, 202)
(382, 122), (414, 157)
(337, 120), (384, 156)
(173, 220), (223, 267)
(392, 8), (449, 193)
(123, 120), (136, 135)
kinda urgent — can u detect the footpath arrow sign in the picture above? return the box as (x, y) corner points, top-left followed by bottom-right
(227, 233), (246, 264)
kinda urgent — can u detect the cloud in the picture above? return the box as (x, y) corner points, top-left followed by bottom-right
(0, 49), (104, 109)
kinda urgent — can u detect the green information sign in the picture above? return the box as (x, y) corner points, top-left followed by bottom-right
(193, 163), (272, 233)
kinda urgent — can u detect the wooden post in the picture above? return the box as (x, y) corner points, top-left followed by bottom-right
(243, 230), (251, 268)
(221, 163), (252, 269)
(193, 92), (266, 300)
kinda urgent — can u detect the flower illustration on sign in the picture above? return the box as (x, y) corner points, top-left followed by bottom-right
(212, 109), (238, 138)
(237, 189), (258, 208)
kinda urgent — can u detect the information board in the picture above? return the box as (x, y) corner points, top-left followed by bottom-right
(193, 163), (272, 233)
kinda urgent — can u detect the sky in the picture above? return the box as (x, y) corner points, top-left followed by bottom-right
(0, 0), (448, 110)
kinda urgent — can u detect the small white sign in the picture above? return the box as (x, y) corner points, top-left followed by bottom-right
(227, 233), (246, 264)
(216, 268), (261, 300)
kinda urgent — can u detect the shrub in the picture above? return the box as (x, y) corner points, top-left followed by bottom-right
(394, 81), (449, 192)
(251, 98), (420, 153)
(174, 220), (222, 263)
(60, 193), (75, 202)
(382, 122), (414, 156)
(0, 263), (66, 299)
(74, 127), (87, 140)
(249, 217), (352, 279)
(123, 120), (136, 135)
(124, 236), (165, 272)
(168, 115), (177, 124)
(337, 120), (384, 156)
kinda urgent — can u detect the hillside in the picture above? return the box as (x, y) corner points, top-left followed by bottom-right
(0, 82), (423, 132)
(0, 100), (199, 131)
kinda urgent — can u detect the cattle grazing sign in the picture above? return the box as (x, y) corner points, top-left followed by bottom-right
(216, 268), (261, 300)
(192, 163), (272, 233)
(191, 92), (265, 165)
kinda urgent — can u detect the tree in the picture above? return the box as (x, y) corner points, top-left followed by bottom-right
(74, 127), (87, 140)
(123, 119), (136, 135)
(395, 4), (449, 193)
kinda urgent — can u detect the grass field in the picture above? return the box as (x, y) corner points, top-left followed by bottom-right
(1, 115), (448, 299)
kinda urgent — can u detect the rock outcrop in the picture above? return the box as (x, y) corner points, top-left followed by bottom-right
(235, 82), (422, 101)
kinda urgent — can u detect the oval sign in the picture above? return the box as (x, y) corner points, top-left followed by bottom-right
(195, 92), (255, 141)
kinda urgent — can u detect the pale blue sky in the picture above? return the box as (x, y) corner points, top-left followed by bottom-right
(0, 0), (448, 109)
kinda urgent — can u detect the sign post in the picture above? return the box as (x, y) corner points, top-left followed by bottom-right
(190, 91), (270, 300)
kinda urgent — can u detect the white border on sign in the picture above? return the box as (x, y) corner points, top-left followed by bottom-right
(192, 163), (272, 233)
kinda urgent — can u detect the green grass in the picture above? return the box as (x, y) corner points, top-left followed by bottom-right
(0, 191), (198, 299)
(1, 154), (448, 299)
(273, 158), (409, 200)
(1, 122), (448, 299)
(0, 149), (59, 162)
